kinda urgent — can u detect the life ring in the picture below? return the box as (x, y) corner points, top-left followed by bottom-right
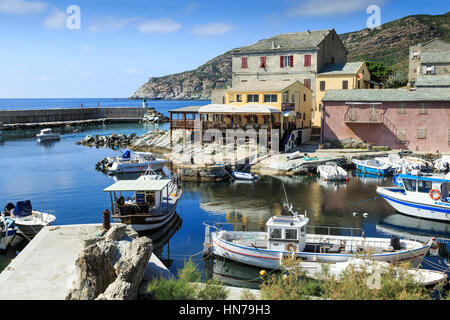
(429, 189), (440, 201)
(286, 243), (297, 252)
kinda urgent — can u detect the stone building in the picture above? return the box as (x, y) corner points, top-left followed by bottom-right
(408, 38), (450, 84)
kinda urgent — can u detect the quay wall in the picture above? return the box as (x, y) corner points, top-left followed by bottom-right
(0, 107), (147, 125)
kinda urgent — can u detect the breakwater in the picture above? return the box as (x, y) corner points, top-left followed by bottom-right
(0, 107), (148, 130)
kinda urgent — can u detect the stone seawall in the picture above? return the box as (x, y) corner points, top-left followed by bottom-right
(0, 107), (148, 127)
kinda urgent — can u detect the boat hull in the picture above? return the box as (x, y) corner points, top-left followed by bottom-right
(107, 160), (167, 174)
(112, 207), (177, 232)
(377, 187), (450, 222)
(211, 232), (430, 270)
(0, 228), (17, 251)
(355, 164), (390, 176)
(37, 134), (60, 142)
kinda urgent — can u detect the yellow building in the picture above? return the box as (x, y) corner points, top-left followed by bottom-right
(225, 80), (312, 132)
(313, 62), (382, 128)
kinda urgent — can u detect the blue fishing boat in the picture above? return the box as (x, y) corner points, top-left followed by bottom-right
(377, 172), (450, 222)
(353, 158), (392, 176)
(0, 216), (17, 251)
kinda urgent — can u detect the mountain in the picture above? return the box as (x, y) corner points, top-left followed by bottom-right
(130, 11), (450, 100)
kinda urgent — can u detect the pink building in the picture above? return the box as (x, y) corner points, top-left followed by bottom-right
(321, 88), (450, 152)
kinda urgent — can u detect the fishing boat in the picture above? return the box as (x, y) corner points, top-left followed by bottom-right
(97, 150), (168, 175)
(103, 178), (182, 232)
(3, 200), (56, 237)
(317, 163), (348, 181)
(203, 203), (433, 270)
(352, 158), (392, 175)
(36, 128), (60, 142)
(0, 215), (17, 251)
(231, 171), (258, 181)
(376, 172), (450, 222)
(296, 258), (447, 287)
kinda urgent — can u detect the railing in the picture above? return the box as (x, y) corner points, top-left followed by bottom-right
(305, 225), (365, 237)
(344, 112), (382, 123)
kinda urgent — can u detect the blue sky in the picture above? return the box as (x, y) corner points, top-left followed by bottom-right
(0, 0), (448, 98)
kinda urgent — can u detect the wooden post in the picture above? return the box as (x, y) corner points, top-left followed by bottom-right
(169, 112), (173, 146)
(102, 209), (110, 230)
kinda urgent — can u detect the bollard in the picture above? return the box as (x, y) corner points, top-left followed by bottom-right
(102, 209), (111, 230)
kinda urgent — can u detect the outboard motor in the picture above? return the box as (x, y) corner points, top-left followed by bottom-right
(390, 236), (401, 251)
(3, 202), (15, 216)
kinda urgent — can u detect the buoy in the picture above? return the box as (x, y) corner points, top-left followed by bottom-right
(260, 270), (267, 277)
(345, 177), (349, 182)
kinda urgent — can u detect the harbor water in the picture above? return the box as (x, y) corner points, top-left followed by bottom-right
(0, 99), (449, 287)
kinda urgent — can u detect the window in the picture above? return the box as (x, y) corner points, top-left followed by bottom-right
(417, 180), (433, 193)
(398, 103), (406, 114)
(264, 94), (278, 103)
(320, 81), (325, 91)
(236, 94), (242, 102)
(396, 129), (407, 142)
(292, 94), (295, 102)
(303, 94), (306, 102)
(342, 80), (348, 89)
(280, 55), (294, 68)
(270, 228), (282, 239)
(304, 79), (311, 88)
(282, 92), (289, 103)
(417, 128), (426, 139)
(419, 103), (427, 114)
(304, 54), (311, 67)
(247, 94), (259, 103)
(357, 80), (360, 89)
(403, 179), (417, 192)
(260, 56), (266, 68)
(285, 229), (298, 240)
(241, 57), (248, 69)
(331, 56), (335, 64)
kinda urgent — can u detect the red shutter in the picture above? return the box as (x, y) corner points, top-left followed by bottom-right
(241, 57), (248, 69)
(290, 55), (294, 67)
(304, 79), (310, 88)
(260, 56), (266, 68)
(304, 55), (311, 67)
(280, 56), (284, 68)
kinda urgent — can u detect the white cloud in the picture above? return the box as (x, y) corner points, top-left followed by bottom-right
(287, 0), (385, 17)
(126, 68), (144, 75)
(82, 72), (93, 77)
(69, 61), (80, 67)
(190, 22), (233, 35)
(81, 45), (92, 52)
(42, 8), (66, 30)
(0, 0), (47, 14)
(138, 18), (181, 34)
(87, 16), (140, 33)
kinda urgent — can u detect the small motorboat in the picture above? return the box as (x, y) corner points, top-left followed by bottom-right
(317, 163), (348, 181)
(434, 155), (450, 173)
(36, 128), (60, 142)
(97, 150), (168, 175)
(352, 158), (392, 175)
(296, 258), (447, 287)
(0, 215), (17, 251)
(4, 200), (56, 237)
(231, 171), (258, 181)
(103, 177), (183, 232)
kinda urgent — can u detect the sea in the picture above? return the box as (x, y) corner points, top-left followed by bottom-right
(0, 98), (449, 288)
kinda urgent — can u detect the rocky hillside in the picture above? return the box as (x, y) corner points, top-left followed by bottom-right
(130, 11), (450, 100)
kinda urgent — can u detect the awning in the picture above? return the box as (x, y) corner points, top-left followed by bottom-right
(199, 104), (280, 115)
(282, 111), (296, 117)
(103, 179), (171, 192)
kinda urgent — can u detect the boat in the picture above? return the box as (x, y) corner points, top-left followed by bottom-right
(376, 172), (450, 222)
(103, 177), (182, 232)
(3, 200), (56, 237)
(36, 128), (60, 142)
(434, 155), (450, 173)
(231, 171), (258, 181)
(285, 151), (303, 161)
(352, 158), (392, 176)
(317, 163), (348, 181)
(203, 203), (434, 270)
(296, 258), (447, 287)
(0, 215), (17, 251)
(97, 150), (168, 175)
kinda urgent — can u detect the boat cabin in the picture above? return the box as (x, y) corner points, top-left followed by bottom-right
(398, 173), (450, 202)
(266, 215), (309, 252)
(40, 128), (53, 135)
(103, 179), (173, 216)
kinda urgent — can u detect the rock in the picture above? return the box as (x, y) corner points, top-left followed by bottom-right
(104, 224), (126, 241)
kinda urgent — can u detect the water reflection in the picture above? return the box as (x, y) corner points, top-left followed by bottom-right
(37, 139), (60, 148)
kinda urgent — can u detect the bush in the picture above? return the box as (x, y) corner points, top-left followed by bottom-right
(144, 259), (229, 300)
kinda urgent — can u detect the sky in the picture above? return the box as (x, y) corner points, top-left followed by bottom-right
(0, 0), (448, 98)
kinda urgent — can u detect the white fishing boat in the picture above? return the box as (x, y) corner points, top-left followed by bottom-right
(0, 215), (17, 251)
(297, 258), (447, 287)
(3, 200), (56, 237)
(204, 206), (433, 270)
(317, 163), (348, 181)
(434, 155), (450, 172)
(103, 178), (182, 232)
(98, 150), (168, 175)
(377, 172), (450, 222)
(352, 158), (392, 175)
(231, 171), (258, 181)
(36, 128), (60, 142)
